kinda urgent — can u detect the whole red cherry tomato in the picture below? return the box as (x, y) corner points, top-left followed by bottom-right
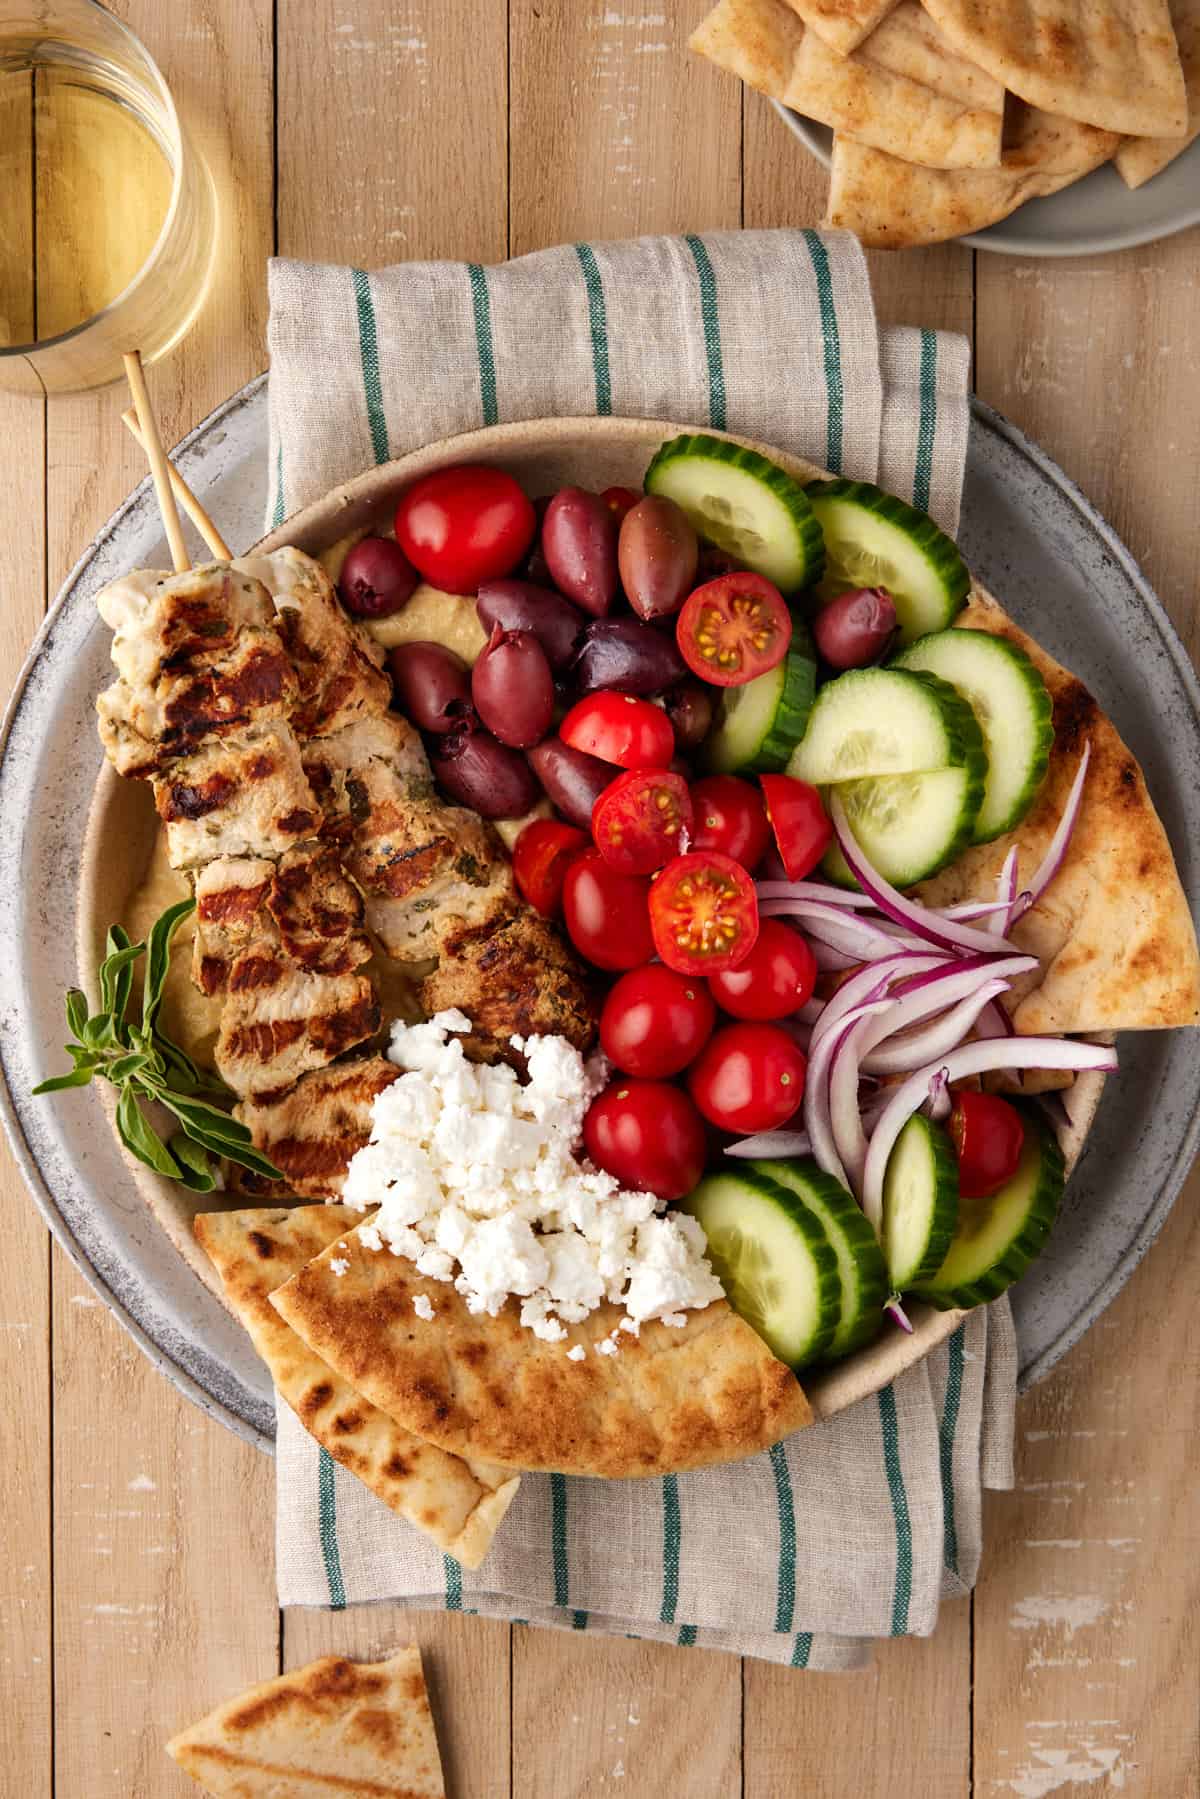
(600, 964), (716, 1079)
(949, 1091), (1025, 1199)
(511, 818), (589, 917)
(759, 774), (833, 881)
(591, 769), (692, 875)
(560, 692), (675, 771)
(689, 774), (771, 870)
(583, 1078), (707, 1201)
(707, 919), (818, 1022)
(648, 850), (758, 976)
(676, 572), (792, 687)
(395, 465), (536, 595)
(600, 485), (640, 524)
(687, 1022), (806, 1134)
(562, 851), (654, 970)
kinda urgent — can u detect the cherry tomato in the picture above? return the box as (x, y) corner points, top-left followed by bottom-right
(395, 465), (536, 595)
(687, 1022), (806, 1134)
(600, 964), (716, 1079)
(676, 572), (792, 688)
(560, 692), (675, 771)
(949, 1091), (1025, 1200)
(562, 851), (654, 971)
(600, 485), (640, 524)
(512, 818), (590, 918)
(583, 1078), (707, 1201)
(648, 851), (758, 976)
(689, 774), (771, 870)
(759, 774), (833, 881)
(591, 769), (692, 875)
(707, 919), (817, 1022)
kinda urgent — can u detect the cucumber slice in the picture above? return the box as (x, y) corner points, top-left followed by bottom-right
(806, 479), (969, 645)
(749, 1158), (888, 1358)
(820, 762), (986, 888)
(912, 1106), (1064, 1310)
(787, 667), (986, 784)
(703, 626), (817, 774)
(645, 433), (825, 595)
(893, 630), (1053, 843)
(881, 1115), (959, 1291)
(679, 1166), (842, 1368)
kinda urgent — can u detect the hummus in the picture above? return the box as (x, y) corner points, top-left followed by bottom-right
(123, 832), (221, 1068)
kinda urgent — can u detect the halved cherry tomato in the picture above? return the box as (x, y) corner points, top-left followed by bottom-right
(707, 919), (817, 1022)
(583, 1078), (707, 1201)
(759, 774), (833, 881)
(648, 850), (758, 976)
(511, 818), (589, 917)
(689, 774), (771, 870)
(560, 692), (675, 771)
(395, 465), (536, 595)
(949, 1091), (1025, 1199)
(592, 769), (692, 875)
(600, 485), (640, 524)
(562, 851), (654, 970)
(687, 1022), (806, 1134)
(675, 572), (792, 688)
(600, 964), (716, 1079)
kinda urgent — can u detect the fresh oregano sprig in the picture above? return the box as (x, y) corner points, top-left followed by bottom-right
(34, 899), (283, 1191)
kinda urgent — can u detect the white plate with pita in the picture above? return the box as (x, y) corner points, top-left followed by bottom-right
(776, 107), (1200, 255)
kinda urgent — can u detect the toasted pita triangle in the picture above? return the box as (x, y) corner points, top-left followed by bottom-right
(195, 1207), (518, 1567)
(269, 1227), (813, 1479)
(690, 0), (805, 98)
(166, 1647), (444, 1795)
(782, 0), (901, 56)
(1115, 0), (1200, 187)
(916, 588), (1200, 1035)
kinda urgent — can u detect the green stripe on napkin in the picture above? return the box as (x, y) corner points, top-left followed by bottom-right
(879, 1387), (913, 1636)
(660, 1475), (681, 1625)
(551, 1471), (570, 1607)
(769, 1442), (797, 1633)
(574, 244), (612, 416)
(351, 269), (389, 466)
(939, 1323), (966, 1577)
(317, 1448), (346, 1610)
(685, 234), (726, 431)
(467, 263), (499, 428)
(802, 229), (844, 475)
(914, 328), (938, 514)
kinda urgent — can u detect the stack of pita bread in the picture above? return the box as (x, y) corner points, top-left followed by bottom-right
(691, 0), (1200, 246)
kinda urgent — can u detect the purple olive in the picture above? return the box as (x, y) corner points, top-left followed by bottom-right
(696, 543), (742, 583)
(527, 738), (619, 828)
(430, 716), (540, 819)
(662, 680), (715, 752)
(541, 488), (618, 617)
(338, 536), (419, 618)
(618, 496), (698, 621)
(476, 579), (584, 671)
(571, 617), (688, 696)
(387, 641), (472, 733)
(812, 587), (898, 670)
(471, 625), (555, 748)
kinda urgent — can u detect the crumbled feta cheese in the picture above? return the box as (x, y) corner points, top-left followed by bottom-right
(566, 1344), (587, 1362)
(342, 1012), (723, 1342)
(329, 1257), (349, 1278)
(412, 1294), (435, 1321)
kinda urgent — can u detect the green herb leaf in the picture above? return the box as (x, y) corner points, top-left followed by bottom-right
(99, 929), (143, 1020)
(65, 989), (89, 1042)
(161, 1090), (285, 1181)
(115, 1086), (183, 1180)
(171, 1133), (219, 1192)
(32, 1066), (101, 1095)
(142, 898), (195, 1035)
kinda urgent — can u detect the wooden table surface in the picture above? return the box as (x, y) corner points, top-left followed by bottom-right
(2, 4), (1198, 1794)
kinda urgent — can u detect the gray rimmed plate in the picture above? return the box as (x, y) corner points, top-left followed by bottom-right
(1, 378), (1198, 1449)
(775, 106), (1200, 257)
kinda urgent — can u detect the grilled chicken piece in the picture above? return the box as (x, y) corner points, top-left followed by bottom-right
(231, 1056), (400, 1198)
(154, 720), (321, 869)
(192, 857), (276, 995)
(215, 958), (380, 1102)
(194, 846), (371, 996)
(420, 905), (598, 1056)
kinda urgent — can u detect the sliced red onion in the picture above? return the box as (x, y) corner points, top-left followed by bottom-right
(973, 997), (1014, 1040)
(884, 1296), (915, 1333)
(758, 898), (921, 959)
(1022, 741), (1090, 914)
(756, 880), (879, 910)
(804, 998), (892, 1189)
(861, 979), (1012, 1075)
(724, 1129), (813, 1159)
(861, 1036), (1119, 1230)
(924, 1068), (951, 1121)
(810, 953), (946, 1052)
(992, 847), (1019, 936)
(809, 940), (860, 973)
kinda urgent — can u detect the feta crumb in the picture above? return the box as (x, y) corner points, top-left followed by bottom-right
(660, 1312), (687, 1328)
(412, 1294), (435, 1321)
(566, 1344), (587, 1362)
(358, 1222), (384, 1253)
(329, 1257), (349, 1278)
(595, 1337), (619, 1357)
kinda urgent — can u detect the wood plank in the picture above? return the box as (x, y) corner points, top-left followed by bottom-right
(46, 3), (278, 1793)
(0, 71), (34, 348)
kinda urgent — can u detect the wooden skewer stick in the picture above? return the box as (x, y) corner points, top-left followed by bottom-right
(122, 351), (191, 575)
(120, 407), (232, 561)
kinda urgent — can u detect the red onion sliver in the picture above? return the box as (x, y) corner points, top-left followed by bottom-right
(810, 939), (860, 973)
(804, 999), (892, 1189)
(992, 847), (1019, 936)
(925, 1068), (952, 1122)
(758, 897), (919, 958)
(973, 997), (1014, 1040)
(884, 1296), (915, 1333)
(810, 953), (946, 1052)
(724, 1130), (813, 1159)
(1023, 741), (1091, 912)
(755, 880), (879, 909)
(861, 979), (1011, 1075)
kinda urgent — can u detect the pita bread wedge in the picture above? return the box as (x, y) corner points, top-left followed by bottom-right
(165, 1646), (444, 1796)
(690, 0), (805, 97)
(269, 1226), (813, 1479)
(916, 588), (1200, 1035)
(825, 103), (1120, 247)
(782, 4), (1004, 170)
(782, 0), (901, 56)
(1116, 0), (1200, 186)
(922, 0), (1187, 137)
(195, 1207), (519, 1568)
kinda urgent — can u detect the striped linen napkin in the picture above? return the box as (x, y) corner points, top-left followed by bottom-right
(266, 230), (1016, 1669)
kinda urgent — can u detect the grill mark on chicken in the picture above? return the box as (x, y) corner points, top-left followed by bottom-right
(229, 1056), (400, 1198)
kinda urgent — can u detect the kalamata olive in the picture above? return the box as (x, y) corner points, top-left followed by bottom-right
(618, 496), (699, 621)
(430, 716), (540, 818)
(387, 641), (472, 733)
(812, 587), (898, 670)
(476, 579), (584, 670)
(697, 543), (742, 583)
(471, 624), (555, 748)
(663, 680), (715, 751)
(571, 617), (688, 696)
(337, 535), (419, 618)
(541, 488), (618, 617)
(527, 737), (619, 829)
